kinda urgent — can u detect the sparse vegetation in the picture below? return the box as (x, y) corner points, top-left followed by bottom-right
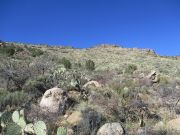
(0, 41), (180, 135)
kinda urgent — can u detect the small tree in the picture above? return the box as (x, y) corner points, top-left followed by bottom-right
(85, 60), (95, 71)
(30, 55), (54, 75)
(0, 59), (30, 90)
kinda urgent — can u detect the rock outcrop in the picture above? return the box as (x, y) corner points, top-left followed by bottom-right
(167, 118), (180, 133)
(154, 118), (180, 133)
(40, 87), (68, 113)
(97, 123), (124, 135)
(140, 71), (160, 86)
(66, 111), (83, 126)
(147, 70), (159, 83)
(83, 80), (102, 88)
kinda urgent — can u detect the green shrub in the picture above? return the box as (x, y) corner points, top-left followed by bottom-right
(0, 91), (28, 111)
(24, 75), (53, 95)
(0, 46), (15, 56)
(59, 57), (71, 69)
(124, 64), (137, 74)
(108, 78), (138, 97)
(27, 47), (44, 57)
(85, 60), (95, 71)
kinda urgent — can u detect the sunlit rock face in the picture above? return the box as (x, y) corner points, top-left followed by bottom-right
(97, 123), (124, 135)
(40, 87), (68, 113)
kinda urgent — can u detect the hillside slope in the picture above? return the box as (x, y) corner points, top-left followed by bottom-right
(0, 41), (180, 135)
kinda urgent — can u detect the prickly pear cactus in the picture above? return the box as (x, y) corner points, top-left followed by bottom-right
(19, 109), (26, 128)
(18, 117), (26, 129)
(5, 122), (22, 135)
(12, 111), (19, 123)
(1, 112), (12, 128)
(57, 127), (67, 135)
(19, 109), (24, 117)
(12, 110), (26, 129)
(34, 121), (47, 135)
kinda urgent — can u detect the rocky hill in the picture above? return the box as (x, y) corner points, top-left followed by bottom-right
(0, 41), (180, 135)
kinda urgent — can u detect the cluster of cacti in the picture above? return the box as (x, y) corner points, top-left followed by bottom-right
(0, 110), (68, 135)
(12, 109), (48, 135)
(12, 110), (26, 129)
(57, 126), (67, 135)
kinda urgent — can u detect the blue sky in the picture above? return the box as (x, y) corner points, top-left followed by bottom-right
(0, 0), (180, 56)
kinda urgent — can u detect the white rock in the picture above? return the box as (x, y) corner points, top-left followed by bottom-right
(83, 80), (101, 88)
(97, 123), (124, 135)
(40, 87), (68, 113)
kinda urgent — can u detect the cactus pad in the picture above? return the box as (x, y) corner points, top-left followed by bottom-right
(57, 126), (67, 135)
(12, 110), (26, 128)
(18, 117), (26, 129)
(12, 111), (19, 123)
(34, 121), (47, 135)
(5, 122), (22, 135)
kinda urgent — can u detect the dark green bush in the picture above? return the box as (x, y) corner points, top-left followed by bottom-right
(59, 57), (72, 69)
(0, 90), (28, 111)
(125, 64), (137, 74)
(85, 60), (95, 71)
(0, 46), (15, 56)
(24, 75), (53, 95)
(27, 47), (44, 57)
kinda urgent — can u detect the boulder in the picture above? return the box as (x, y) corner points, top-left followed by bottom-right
(68, 91), (80, 101)
(66, 111), (83, 126)
(166, 118), (180, 133)
(154, 121), (164, 130)
(137, 93), (149, 101)
(83, 80), (101, 88)
(40, 87), (68, 113)
(139, 71), (160, 86)
(147, 70), (159, 83)
(154, 118), (180, 133)
(97, 123), (124, 135)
